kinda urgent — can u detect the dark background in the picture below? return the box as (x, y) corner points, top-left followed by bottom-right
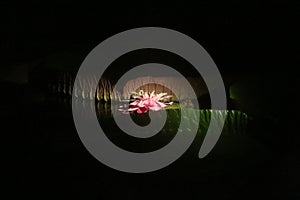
(1, 1), (299, 199)
(1, 1), (297, 70)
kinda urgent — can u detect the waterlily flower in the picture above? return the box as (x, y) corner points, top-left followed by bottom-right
(120, 90), (173, 114)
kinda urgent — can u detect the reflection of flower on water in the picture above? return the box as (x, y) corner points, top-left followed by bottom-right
(119, 90), (173, 114)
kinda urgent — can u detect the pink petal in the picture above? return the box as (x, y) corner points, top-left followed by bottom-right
(128, 107), (138, 112)
(149, 106), (163, 111)
(138, 101), (146, 107)
(137, 106), (148, 114)
(130, 101), (139, 106)
(157, 102), (167, 108)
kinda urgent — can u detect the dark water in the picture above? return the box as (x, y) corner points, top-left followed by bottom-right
(2, 84), (291, 199)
